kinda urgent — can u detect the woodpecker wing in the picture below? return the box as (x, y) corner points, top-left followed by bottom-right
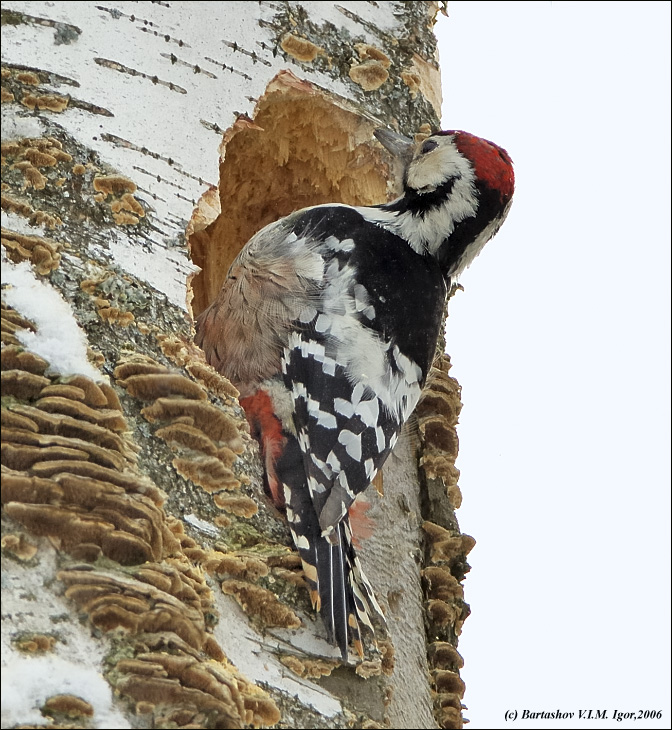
(195, 217), (325, 397)
(197, 203), (447, 658)
(274, 205), (447, 654)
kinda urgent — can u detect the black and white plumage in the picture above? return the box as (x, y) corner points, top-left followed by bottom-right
(196, 129), (515, 659)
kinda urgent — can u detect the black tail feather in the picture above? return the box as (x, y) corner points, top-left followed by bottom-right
(277, 434), (384, 659)
(315, 525), (355, 661)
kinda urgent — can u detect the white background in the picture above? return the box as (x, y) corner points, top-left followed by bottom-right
(434, 2), (671, 728)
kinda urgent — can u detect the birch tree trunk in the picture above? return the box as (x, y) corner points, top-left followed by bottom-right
(1, 2), (472, 728)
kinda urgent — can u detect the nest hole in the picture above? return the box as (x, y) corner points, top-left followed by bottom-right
(188, 85), (394, 318)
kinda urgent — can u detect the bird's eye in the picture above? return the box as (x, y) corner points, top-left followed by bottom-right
(421, 139), (438, 154)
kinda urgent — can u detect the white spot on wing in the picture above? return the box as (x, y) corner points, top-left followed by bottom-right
(338, 429), (362, 461)
(327, 452), (341, 472)
(334, 398), (354, 418)
(365, 458), (375, 478)
(354, 398), (379, 428)
(308, 475), (326, 495)
(375, 426), (385, 452)
(311, 452), (333, 479)
(351, 382), (366, 406)
(313, 405), (337, 430)
(324, 235), (355, 252)
(287, 332), (337, 376)
(315, 314), (330, 333)
(291, 530), (310, 550)
(297, 431), (309, 451)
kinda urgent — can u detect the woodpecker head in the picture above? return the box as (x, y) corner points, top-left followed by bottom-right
(374, 128), (515, 280)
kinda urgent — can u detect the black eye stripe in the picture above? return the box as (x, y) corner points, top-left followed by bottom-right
(421, 139), (438, 154)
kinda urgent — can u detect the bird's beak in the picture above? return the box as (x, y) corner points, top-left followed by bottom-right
(374, 128), (414, 161)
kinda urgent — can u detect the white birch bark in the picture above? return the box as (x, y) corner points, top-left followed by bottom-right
(1, 3), (470, 728)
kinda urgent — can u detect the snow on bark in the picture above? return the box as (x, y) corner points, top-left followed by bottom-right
(3, 257), (101, 380)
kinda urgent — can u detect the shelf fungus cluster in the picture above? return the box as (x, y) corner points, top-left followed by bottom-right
(1, 227), (62, 275)
(348, 43), (392, 92)
(1, 125), (146, 242)
(0, 65), (69, 113)
(414, 355), (475, 730)
(92, 174), (146, 226)
(41, 693), (95, 724)
(1, 304), (281, 728)
(114, 354), (251, 507)
(115, 355), (307, 624)
(58, 566), (280, 727)
(1, 134), (72, 230)
(416, 354), (463, 511)
(421, 520), (475, 730)
(80, 272), (136, 329)
(1, 134), (72, 194)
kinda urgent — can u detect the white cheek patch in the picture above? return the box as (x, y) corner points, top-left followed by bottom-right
(406, 150), (449, 192)
(406, 138), (470, 192)
(357, 137), (480, 258)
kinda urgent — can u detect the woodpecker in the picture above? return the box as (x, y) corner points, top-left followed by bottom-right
(196, 128), (514, 660)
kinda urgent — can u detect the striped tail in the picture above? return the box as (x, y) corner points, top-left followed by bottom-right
(279, 437), (385, 659)
(296, 515), (385, 660)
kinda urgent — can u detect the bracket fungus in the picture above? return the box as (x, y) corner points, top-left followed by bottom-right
(417, 356), (464, 510)
(114, 355), (247, 500)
